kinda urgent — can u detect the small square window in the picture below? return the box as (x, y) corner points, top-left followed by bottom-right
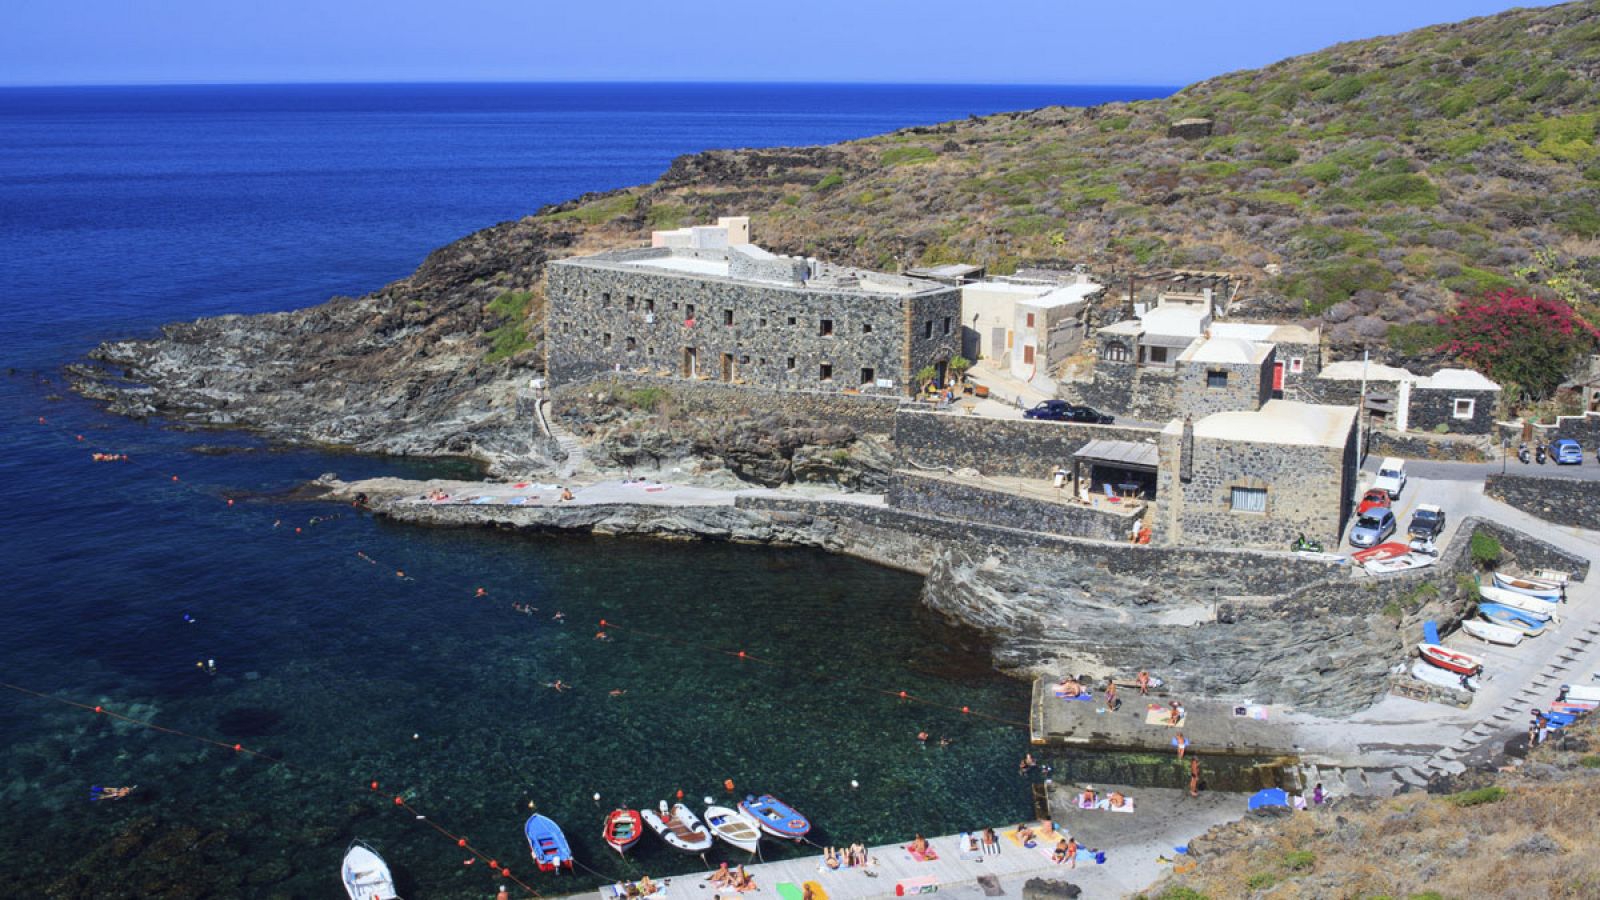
(1230, 486), (1267, 513)
(739, 354), (750, 365)
(819, 363), (833, 381)
(788, 316), (797, 326)
(1453, 398), (1475, 420)
(820, 319), (834, 336)
(602, 292), (611, 305)
(1206, 370), (1228, 389)
(685, 304), (695, 319)
(862, 322), (874, 334)
(1289, 357), (1304, 374)
(625, 337), (636, 352)
(759, 317), (767, 327)
(646, 298), (656, 313)
(724, 309), (734, 326)
(786, 356), (796, 371)
(861, 367), (875, 385)
(602, 332), (612, 346)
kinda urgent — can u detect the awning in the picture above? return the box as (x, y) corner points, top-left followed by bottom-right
(1073, 439), (1159, 471)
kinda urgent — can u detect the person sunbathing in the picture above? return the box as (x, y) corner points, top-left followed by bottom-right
(910, 834), (929, 854)
(709, 863), (733, 885)
(1056, 678), (1083, 696)
(1167, 702), (1183, 726)
(1107, 791), (1128, 810)
(733, 866), (756, 892)
(637, 876), (657, 896)
(823, 847), (840, 870)
(1052, 838), (1069, 864)
(1079, 787), (1097, 807)
(91, 785), (136, 801)
(1014, 823), (1036, 844)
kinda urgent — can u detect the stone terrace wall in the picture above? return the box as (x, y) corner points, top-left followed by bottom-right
(1369, 429), (1493, 463)
(553, 374), (905, 435)
(887, 470), (1136, 542)
(895, 408), (1163, 479)
(1485, 473), (1600, 538)
(1542, 410), (1600, 445)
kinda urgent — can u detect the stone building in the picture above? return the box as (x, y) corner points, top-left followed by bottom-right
(957, 274), (1100, 375)
(1173, 337), (1276, 418)
(545, 239), (961, 397)
(1310, 362), (1500, 434)
(1156, 401), (1360, 550)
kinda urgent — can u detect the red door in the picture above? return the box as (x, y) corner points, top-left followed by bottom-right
(1272, 361), (1285, 391)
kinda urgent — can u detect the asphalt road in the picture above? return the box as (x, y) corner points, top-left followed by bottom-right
(1366, 455), (1600, 482)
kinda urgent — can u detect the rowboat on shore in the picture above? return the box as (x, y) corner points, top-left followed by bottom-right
(704, 805), (762, 854)
(1479, 604), (1548, 637)
(603, 808), (644, 855)
(1530, 568), (1572, 586)
(1492, 571), (1563, 601)
(1461, 619), (1523, 646)
(642, 802), (714, 854)
(1364, 552), (1436, 575)
(341, 840), (398, 900)
(525, 813), (574, 873)
(1418, 643), (1483, 675)
(1411, 659), (1474, 691)
(739, 794), (811, 841)
(1478, 585), (1557, 618)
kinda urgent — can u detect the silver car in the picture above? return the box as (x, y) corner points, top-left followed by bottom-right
(1349, 509), (1396, 548)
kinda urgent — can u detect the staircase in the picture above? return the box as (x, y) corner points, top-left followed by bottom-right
(538, 398), (589, 478)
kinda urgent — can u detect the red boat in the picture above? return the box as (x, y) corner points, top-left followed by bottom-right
(1418, 643), (1483, 676)
(1352, 542), (1410, 564)
(603, 808), (644, 855)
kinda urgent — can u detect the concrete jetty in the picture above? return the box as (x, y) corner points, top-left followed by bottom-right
(1029, 678), (1294, 757)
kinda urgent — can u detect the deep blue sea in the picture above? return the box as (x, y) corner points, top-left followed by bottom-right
(0, 82), (1172, 897)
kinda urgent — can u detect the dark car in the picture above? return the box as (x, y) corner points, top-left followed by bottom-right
(1022, 400), (1114, 424)
(1407, 504), (1446, 541)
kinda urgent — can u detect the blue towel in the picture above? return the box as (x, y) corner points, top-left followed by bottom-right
(1422, 620), (1441, 645)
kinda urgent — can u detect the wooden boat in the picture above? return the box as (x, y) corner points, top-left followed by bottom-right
(342, 840), (399, 900)
(1461, 619), (1523, 646)
(1411, 659), (1473, 691)
(704, 805), (762, 854)
(642, 801), (714, 854)
(603, 808), (644, 855)
(1418, 643), (1483, 676)
(1352, 541), (1410, 564)
(1478, 585), (1557, 618)
(1364, 552), (1436, 575)
(1492, 571), (1563, 601)
(1531, 568), (1572, 586)
(1479, 604), (1548, 637)
(525, 813), (574, 873)
(738, 794), (811, 841)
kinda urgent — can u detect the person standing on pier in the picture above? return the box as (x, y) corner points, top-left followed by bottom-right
(1188, 757), (1202, 797)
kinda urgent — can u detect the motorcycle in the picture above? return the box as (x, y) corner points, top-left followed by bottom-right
(1518, 442), (1530, 464)
(1291, 533), (1325, 554)
(1536, 441), (1547, 464)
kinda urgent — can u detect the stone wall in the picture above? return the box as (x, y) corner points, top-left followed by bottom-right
(1410, 386), (1498, 435)
(1369, 429), (1493, 463)
(1541, 410), (1600, 445)
(552, 374), (905, 436)
(887, 470), (1137, 541)
(1063, 362), (1180, 421)
(894, 408), (1164, 479)
(1485, 473), (1600, 536)
(545, 256), (961, 396)
(1172, 351), (1274, 419)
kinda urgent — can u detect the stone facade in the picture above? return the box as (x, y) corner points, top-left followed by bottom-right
(894, 408), (1163, 479)
(1485, 473), (1600, 532)
(546, 246), (961, 397)
(1172, 344), (1275, 418)
(887, 470), (1137, 542)
(1064, 360), (1180, 421)
(1410, 386), (1499, 434)
(550, 373), (905, 435)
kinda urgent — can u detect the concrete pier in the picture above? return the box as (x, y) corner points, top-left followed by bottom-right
(1029, 677), (1295, 757)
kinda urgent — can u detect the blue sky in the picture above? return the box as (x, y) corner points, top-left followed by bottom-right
(0, 1), (1565, 87)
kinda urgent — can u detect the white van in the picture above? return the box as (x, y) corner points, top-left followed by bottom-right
(1373, 457), (1407, 499)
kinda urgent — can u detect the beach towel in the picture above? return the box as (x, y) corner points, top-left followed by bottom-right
(1099, 798), (1135, 813)
(906, 846), (940, 862)
(472, 495), (496, 504)
(646, 485), (669, 493)
(507, 497), (529, 505)
(957, 833), (983, 861)
(1004, 830), (1040, 849)
(976, 875), (1003, 897)
(802, 882), (829, 900)
(777, 883), (803, 900)
(1231, 704), (1269, 720)
(1053, 689), (1093, 700)
(1145, 705), (1185, 727)
(513, 482), (529, 488)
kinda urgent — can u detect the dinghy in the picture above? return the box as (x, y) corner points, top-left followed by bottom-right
(342, 840), (399, 900)
(1479, 584), (1557, 617)
(1418, 643), (1483, 675)
(1411, 659), (1474, 691)
(704, 805), (762, 854)
(525, 813), (574, 873)
(1492, 571), (1563, 601)
(739, 794), (811, 841)
(1461, 619), (1523, 646)
(1363, 552), (1435, 574)
(603, 808), (644, 855)
(642, 801), (714, 854)
(1530, 568), (1572, 586)
(1479, 604), (1548, 637)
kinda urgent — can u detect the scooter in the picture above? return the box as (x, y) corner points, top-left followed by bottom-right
(1518, 442), (1531, 464)
(1536, 441), (1547, 464)
(1291, 533), (1325, 553)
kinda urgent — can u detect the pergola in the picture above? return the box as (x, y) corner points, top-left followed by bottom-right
(1073, 439), (1160, 499)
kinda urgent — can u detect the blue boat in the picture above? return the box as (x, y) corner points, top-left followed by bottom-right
(525, 813), (574, 873)
(1479, 603), (1548, 636)
(738, 794), (811, 840)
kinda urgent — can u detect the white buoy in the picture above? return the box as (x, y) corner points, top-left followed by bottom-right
(413, 733), (420, 740)
(850, 779), (859, 789)
(704, 796), (714, 806)
(593, 792), (601, 802)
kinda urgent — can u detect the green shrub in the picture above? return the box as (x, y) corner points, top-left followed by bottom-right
(623, 387), (668, 412)
(1318, 76), (1366, 104)
(1301, 160), (1343, 183)
(1282, 850), (1316, 871)
(1470, 532), (1502, 568)
(815, 172), (844, 191)
(1246, 872), (1278, 890)
(1447, 786), (1506, 807)
(1578, 755), (1600, 769)
(881, 146), (937, 166)
(483, 290), (538, 364)
(1357, 173), (1440, 206)
(1154, 889), (1210, 900)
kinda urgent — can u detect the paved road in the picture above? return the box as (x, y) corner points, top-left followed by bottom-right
(1367, 454), (1600, 482)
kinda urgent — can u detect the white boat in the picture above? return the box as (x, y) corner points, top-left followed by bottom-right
(1461, 619), (1523, 646)
(642, 801), (714, 854)
(1480, 607), (1548, 637)
(1411, 659), (1474, 691)
(703, 805), (761, 854)
(342, 840), (399, 900)
(1492, 571), (1563, 601)
(1531, 568), (1572, 586)
(1364, 553), (1436, 574)
(1479, 584), (1557, 619)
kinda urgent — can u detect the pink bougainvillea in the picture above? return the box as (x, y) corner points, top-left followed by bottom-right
(1438, 290), (1600, 398)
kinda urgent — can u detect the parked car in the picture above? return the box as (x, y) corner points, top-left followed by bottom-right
(1022, 400), (1114, 424)
(1372, 457), (1407, 499)
(1357, 488), (1392, 515)
(1407, 503), (1446, 541)
(1552, 438), (1583, 465)
(1349, 508), (1397, 548)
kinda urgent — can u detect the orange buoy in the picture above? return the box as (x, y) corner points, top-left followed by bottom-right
(723, 779), (735, 792)
(370, 781), (378, 790)
(961, 706), (970, 714)
(737, 651), (746, 658)
(94, 705), (103, 714)
(898, 691), (908, 699)
(489, 859), (498, 869)
(171, 475), (179, 482)
(294, 527), (302, 534)
(676, 789), (684, 800)
(233, 743), (242, 752)
(393, 796), (404, 806)
(226, 498), (234, 506)
(458, 838), (467, 847)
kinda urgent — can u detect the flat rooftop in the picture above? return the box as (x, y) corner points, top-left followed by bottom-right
(557, 245), (948, 297)
(1191, 400), (1359, 448)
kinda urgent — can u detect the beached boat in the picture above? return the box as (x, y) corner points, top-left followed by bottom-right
(1478, 585), (1557, 618)
(1363, 552), (1436, 575)
(1411, 659), (1473, 691)
(1418, 643), (1483, 675)
(738, 794), (811, 841)
(642, 801), (714, 854)
(1479, 604), (1548, 637)
(342, 840), (399, 900)
(525, 813), (574, 873)
(1492, 571), (1563, 601)
(1461, 619), (1523, 646)
(1531, 568), (1572, 586)
(1351, 541), (1411, 564)
(603, 808), (644, 855)
(704, 805), (762, 854)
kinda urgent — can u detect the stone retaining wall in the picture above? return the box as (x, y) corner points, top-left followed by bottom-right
(894, 408), (1163, 479)
(887, 470), (1136, 542)
(1480, 477), (1600, 564)
(1369, 429), (1493, 463)
(553, 373), (906, 435)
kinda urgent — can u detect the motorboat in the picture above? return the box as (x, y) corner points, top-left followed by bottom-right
(1492, 571), (1563, 601)
(1478, 585), (1557, 618)
(738, 794), (811, 841)
(642, 801), (714, 854)
(603, 808), (644, 855)
(342, 840), (399, 900)
(704, 805), (762, 854)
(1352, 541), (1411, 564)
(1418, 643), (1483, 675)
(1461, 619), (1523, 646)
(525, 813), (574, 873)
(1479, 604), (1548, 637)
